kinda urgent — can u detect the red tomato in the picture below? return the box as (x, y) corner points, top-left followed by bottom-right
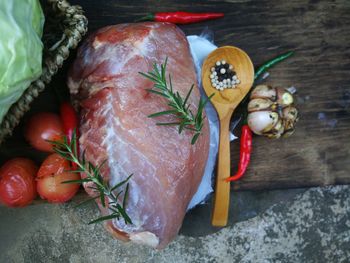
(37, 153), (70, 178)
(37, 172), (80, 203)
(36, 154), (80, 203)
(24, 112), (64, 152)
(0, 158), (38, 207)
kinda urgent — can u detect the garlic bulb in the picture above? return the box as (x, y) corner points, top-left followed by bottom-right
(247, 85), (299, 138)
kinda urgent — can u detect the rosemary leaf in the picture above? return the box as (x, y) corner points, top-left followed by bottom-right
(116, 203), (132, 224)
(168, 74), (173, 93)
(110, 174), (133, 192)
(167, 101), (180, 109)
(72, 133), (78, 157)
(87, 186), (99, 191)
(81, 150), (86, 166)
(139, 58), (213, 144)
(99, 189), (106, 207)
(123, 183), (129, 209)
(191, 132), (201, 145)
(49, 130), (133, 225)
(108, 207), (119, 214)
(183, 84), (194, 108)
(67, 169), (85, 174)
(184, 127), (198, 132)
(95, 160), (108, 178)
(176, 91), (183, 106)
(47, 139), (64, 147)
(146, 89), (168, 98)
(156, 122), (182, 126)
(88, 214), (120, 225)
(161, 57), (168, 79)
(178, 122), (185, 134)
(53, 148), (72, 159)
(88, 162), (95, 174)
(113, 190), (123, 202)
(154, 84), (167, 91)
(138, 72), (158, 83)
(61, 178), (91, 184)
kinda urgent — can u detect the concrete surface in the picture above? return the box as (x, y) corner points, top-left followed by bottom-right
(0, 186), (349, 263)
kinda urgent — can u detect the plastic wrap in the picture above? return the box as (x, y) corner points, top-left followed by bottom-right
(187, 33), (237, 209)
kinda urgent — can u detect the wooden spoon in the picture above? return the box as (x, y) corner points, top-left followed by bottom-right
(202, 46), (254, 227)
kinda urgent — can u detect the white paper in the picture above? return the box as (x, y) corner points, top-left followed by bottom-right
(187, 35), (237, 210)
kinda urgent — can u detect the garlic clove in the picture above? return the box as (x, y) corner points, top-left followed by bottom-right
(276, 88), (294, 107)
(283, 106), (299, 122)
(282, 106), (299, 137)
(283, 126), (295, 138)
(266, 119), (284, 139)
(250, 85), (276, 100)
(248, 98), (274, 112)
(247, 111), (279, 135)
(248, 85), (298, 139)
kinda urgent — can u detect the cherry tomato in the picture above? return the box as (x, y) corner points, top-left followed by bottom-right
(37, 153), (71, 178)
(36, 154), (80, 203)
(0, 158), (38, 207)
(24, 112), (64, 152)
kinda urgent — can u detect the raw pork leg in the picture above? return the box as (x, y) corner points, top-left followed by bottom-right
(67, 22), (209, 249)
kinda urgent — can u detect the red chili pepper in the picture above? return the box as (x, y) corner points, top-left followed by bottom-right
(59, 101), (79, 170)
(137, 12), (224, 24)
(225, 52), (294, 182)
(226, 125), (252, 182)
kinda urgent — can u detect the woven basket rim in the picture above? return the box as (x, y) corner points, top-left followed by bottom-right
(0, 0), (88, 145)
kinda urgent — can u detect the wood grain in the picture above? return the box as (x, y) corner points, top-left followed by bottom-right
(202, 46), (254, 226)
(202, 46), (254, 107)
(212, 115), (232, 226)
(0, 0), (349, 192)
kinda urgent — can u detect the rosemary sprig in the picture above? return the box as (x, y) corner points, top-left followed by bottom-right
(49, 131), (133, 225)
(139, 58), (214, 145)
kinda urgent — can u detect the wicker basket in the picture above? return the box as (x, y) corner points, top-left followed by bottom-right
(0, 0), (88, 144)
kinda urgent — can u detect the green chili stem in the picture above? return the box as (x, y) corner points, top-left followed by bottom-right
(254, 51), (294, 80)
(231, 51), (295, 183)
(244, 51), (295, 101)
(135, 13), (155, 22)
(239, 50), (295, 114)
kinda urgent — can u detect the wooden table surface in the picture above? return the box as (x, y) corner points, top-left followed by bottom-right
(1, 0), (349, 192)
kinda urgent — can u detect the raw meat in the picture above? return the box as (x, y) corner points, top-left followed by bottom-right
(67, 22), (210, 249)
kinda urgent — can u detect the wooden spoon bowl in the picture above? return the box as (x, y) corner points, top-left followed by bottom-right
(202, 46), (254, 227)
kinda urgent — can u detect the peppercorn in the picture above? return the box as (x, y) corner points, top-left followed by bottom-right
(209, 60), (240, 90)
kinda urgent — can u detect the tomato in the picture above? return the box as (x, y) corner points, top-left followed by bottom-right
(0, 158), (38, 207)
(36, 154), (80, 203)
(24, 112), (64, 152)
(37, 172), (81, 203)
(37, 153), (70, 178)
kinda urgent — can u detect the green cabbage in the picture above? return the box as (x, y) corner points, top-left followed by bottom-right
(0, 0), (44, 123)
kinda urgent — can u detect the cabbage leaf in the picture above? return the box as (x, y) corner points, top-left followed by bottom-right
(0, 0), (44, 123)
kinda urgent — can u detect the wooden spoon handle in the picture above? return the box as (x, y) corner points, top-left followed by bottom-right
(212, 115), (231, 227)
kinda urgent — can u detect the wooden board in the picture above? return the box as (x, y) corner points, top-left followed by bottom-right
(0, 0), (349, 192)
